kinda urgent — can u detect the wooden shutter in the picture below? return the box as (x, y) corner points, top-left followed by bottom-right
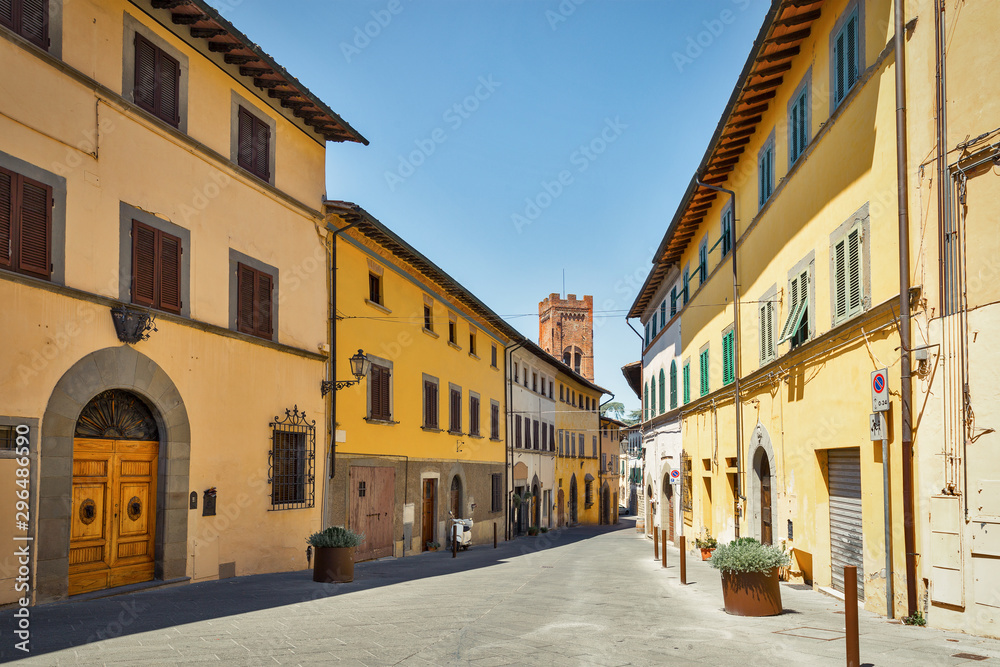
(847, 227), (862, 313)
(253, 117), (270, 180)
(370, 366), (383, 419)
(158, 231), (181, 313)
(19, 0), (47, 48)
(683, 364), (690, 404)
(533, 420), (539, 450)
(158, 50), (181, 127)
(132, 221), (157, 306)
(834, 237), (848, 320)
(0, 0), (13, 29)
(255, 270), (273, 338)
(451, 389), (460, 432)
(846, 13), (858, 87)
(550, 424), (555, 451)
(378, 366), (390, 420)
(237, 263), (255, 334)
(0, 167), (13, 269)
(237, 107), (254, 172)
(834, 30), (845, 104)
(515, 414), (521, 447)
(134, 34), (157, 113)
(16, 176), (51, 278)
(470, 396), (479, 435)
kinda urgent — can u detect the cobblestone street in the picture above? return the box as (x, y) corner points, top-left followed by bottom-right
(4, 520), (1000, 665)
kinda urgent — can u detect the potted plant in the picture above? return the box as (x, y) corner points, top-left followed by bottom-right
(425, 541), (441, 552)
(539, 527), (548, 534)
(709, 537), (790, 617)
(511, 493), (522, 509)
(527, 525), (539, 536)
(694, 532), (719, 560)
(307, 526), (364, 583)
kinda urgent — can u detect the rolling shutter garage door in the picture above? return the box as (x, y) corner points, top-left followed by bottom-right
(829, 447), (864, 599)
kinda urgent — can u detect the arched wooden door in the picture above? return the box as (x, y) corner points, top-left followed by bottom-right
(532, 484), (540, 527)
(70, 390), (159, 596)
(759, 455), (773, 546)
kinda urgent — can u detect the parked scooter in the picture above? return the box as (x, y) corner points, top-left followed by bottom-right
(448, 511), (473, 550)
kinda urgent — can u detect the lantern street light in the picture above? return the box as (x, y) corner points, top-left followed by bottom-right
(321, 349), (371, 396)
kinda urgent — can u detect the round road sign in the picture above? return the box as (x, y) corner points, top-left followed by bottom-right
(873, 374), (885, 394)
(669, 469), (680, 480)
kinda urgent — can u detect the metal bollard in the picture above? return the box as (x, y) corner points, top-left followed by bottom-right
(654, 526), (659, 561)
(494, 522), (498, 549)
(452, 524), (457, 558)
(680, 535), (687, 584)
(845, 566), (860, 667)
(661, 530), (667, 569)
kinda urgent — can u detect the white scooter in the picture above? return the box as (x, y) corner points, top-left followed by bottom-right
(449, 511), (473, 550)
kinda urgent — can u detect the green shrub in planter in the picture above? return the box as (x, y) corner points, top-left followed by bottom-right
(307, 526), (364, 549)
(708, 537), (790, 574)
(694, 533), (718, 549)
(539, 527), (549, 533)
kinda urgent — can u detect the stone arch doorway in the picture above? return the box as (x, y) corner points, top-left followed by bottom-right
(531, 479), (540, 528)
(569, 475), (578, 524)
(748, 423), (776, 546)
(70, 390), (160, 595)
(37, 346), (190, 603)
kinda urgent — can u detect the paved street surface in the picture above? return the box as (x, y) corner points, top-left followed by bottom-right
(4, 520), (1000, 665)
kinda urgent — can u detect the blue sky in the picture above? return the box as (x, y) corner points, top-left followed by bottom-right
(212, 0), (771, 412)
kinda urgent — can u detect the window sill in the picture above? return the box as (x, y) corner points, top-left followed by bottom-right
(422, 327), (439, 339)
(365, 417), (398, 425)
(421, 426), (441, 432)
(365, 299), (391, 314)
(490, 437), (502, 442)
(468, 434), (483, 439)
(448, 430), (464, 436)
(448, 341), (462, 351)
(468, 352), (480, 360)
(491, 364), (499, 371)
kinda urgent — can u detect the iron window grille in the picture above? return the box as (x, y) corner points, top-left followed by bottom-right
(268, 406), (315, 510)
(0, 425), (16, 451)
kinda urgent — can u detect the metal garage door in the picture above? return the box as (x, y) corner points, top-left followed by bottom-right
(829, 448), (864, 599)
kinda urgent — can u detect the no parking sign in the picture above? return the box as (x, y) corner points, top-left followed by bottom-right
(871, 368), (889, 412)
(669, 469), (680, 484)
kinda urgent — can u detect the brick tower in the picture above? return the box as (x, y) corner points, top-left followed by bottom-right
(539, 293), (594, 380)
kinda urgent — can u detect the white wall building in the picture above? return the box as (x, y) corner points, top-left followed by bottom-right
(638, 267), (684, 543)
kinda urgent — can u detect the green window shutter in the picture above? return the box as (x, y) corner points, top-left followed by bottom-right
(658, 369), (666, 414)
(683, 364), (690, 404)
(847, 226), (862, 314)
(670, 287), (678, 316)
(660, 300), (667, 325)
(778, 273), (809, 344)
(670, 361), (677, 409)
(790, 103), (799, 163)
(699, 349), (709, 397)
(759, 303), (768, 364)
(644, 382), (648, 420)
(834, 237), (848, 321)
(723, 330), (734, 385)
(847, 12), (859, 88)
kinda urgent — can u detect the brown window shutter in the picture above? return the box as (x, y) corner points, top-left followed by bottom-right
(253, 117), (270, 180)
(158, 50), (181, 127)
(0, 167), (12, 269)
(132, 220), (157, 306)
(19, 0), (47, 48)
(379, 367), (390, 420)
(430, 383), (438, 428)
(158, 231), (181, 313)
(237, 263), (255, 334)
(16, 176), (51, 279)
(369, 366), (381, 419)
(237, 106), (254, 172)
(255, 271), (273, 339)
(515, 415), (521, 447)
(0, 0), (13, 29)
(134, 34), (157, 113)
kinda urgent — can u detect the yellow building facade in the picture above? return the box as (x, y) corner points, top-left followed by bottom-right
(325, 203), (516, 558)
(0, 0), (365, 603)
(630, 0), (913, 618)
(553, 371), (606, 526)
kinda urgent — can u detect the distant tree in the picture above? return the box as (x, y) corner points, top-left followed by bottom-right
(624, 410), (642, 426)
(600, 401), (625, 420)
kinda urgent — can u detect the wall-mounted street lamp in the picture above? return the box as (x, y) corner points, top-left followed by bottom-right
(110, 305), (157, 344)
(321, 349), (371, 396)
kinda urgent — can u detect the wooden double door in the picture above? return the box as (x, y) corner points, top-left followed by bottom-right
(69, 439), (158, 596)
(349, 466), (395, 562)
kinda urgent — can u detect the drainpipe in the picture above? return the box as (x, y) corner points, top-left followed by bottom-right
(695, 179), (743, 538)
(893, 0), (917, 618)
(325, 214), (362, 506)
(504, 339), (526, 541)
